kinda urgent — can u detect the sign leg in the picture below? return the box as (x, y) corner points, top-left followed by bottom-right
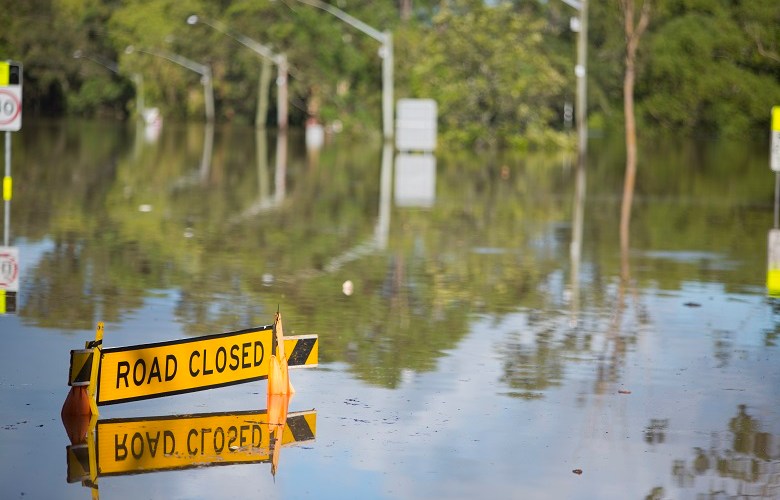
(3, 131), (10, 247)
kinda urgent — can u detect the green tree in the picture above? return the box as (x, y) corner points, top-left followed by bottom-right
(643, 1), (780, 136)
(401, 0), (571, 149)
(109, 0), (213, 120)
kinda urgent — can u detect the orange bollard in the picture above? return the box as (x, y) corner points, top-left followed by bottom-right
(61, 386), (93, 445)
(61, 386), (92, 417)
(61, 411), (91, 445)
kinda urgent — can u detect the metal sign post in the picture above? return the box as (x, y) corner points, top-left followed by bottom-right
(0, 61), (20, 313)
(1, 61), (22, 247)
(3, 131), (9, 247)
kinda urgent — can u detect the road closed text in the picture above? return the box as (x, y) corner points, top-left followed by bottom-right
(97, 327), (273, 405)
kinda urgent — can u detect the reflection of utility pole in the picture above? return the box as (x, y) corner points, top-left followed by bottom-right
(229, 129), (288, 223)
(73, 50), (145, 118)
(256, 128), (270, 202)
(561, 0), (588, 160)
(199, 123), (214, 183)
(275, 131), (288, 205)
(294, 0), (393, 141)
(324, 143), (393, 272)
(376, 142), (393, 250)
(125, 46), (214, 122)
(569, 156), (586, 324)
(187, 15), (288, 130)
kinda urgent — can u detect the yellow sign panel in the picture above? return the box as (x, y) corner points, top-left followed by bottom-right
(93, 410), (316, 476)
(2, 176), (10, 201)
(0, 62), (8, 86)
(97, 326), (274, 405)
(773, 106), (780, 132)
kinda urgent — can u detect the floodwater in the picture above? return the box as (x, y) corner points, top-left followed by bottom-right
(1, 119), (779, 499)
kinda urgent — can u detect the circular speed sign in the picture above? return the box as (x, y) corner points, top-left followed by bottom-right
(0, 88), (21, 130)
(0, 249), (19, 291)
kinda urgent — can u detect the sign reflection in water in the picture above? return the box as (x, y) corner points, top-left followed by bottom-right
(65, 406), (316, 488)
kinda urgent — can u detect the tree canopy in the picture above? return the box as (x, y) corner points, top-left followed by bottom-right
(2, 0), (779, 148)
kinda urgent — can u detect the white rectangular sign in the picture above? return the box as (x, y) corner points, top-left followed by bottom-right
(396, 99), (437, 152)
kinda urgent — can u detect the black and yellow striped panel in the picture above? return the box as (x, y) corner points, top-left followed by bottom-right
(284, 335), (318, 368)
(68, 349), (93, 387)
(286, 410), (316, 442)
(66, 443), (91, 483)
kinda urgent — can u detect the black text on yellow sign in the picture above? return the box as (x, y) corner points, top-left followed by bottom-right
(80, 410), (317, 477)
(96, 326), (274, 405)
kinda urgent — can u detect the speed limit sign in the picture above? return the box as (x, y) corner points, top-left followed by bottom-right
(0, 246), (19, 292)
(0, 62), (21, 132)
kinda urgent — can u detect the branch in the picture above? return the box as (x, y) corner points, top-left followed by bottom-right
(747, 24), (780, 64)
(635, 0), (651, 40)
(622, 0), (652, 58)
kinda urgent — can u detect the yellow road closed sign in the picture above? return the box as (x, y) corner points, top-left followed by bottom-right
(97, 326), (274, 405)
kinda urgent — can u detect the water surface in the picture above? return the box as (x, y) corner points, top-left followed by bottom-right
(0, 120), (778, 499)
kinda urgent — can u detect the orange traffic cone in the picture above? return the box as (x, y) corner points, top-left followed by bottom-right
(268, 312), (295, 396)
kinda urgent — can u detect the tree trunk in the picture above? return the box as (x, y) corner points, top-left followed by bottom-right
(619, 0), (651, 266)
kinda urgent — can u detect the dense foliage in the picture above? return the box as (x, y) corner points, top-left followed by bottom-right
(1, 0), (778, 147)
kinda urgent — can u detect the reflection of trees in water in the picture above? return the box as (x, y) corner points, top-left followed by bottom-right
(24, 237), (159, 330)
(671, 405), (780, 497)
(15, 123), (776, 398)
(499, 324), (566, 399)
(644, 418), (669, 445)
(593, 284), (652, 394)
